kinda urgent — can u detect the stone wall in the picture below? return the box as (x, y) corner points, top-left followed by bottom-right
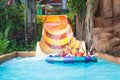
(93, 0), (120, 56)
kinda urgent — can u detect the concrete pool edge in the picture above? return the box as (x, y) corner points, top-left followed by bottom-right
(0, 52), (17, 64)
(0, 51), (36, 64)
(97, 52), (120, 64)
(0, 51), (120, 64)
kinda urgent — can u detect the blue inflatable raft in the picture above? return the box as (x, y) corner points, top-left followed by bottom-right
(45, 55), (97, 63)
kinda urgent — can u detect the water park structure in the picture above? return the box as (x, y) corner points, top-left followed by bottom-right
(36, 15), (86, 56)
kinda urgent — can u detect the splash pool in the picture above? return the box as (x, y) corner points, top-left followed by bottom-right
(0, 56), (120, 80)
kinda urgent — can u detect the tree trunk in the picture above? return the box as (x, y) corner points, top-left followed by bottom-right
(24, 0), (37, 49)
(84, 0), (99, 49)
(31, 0), (37, 40)
(75, 13), (81, 40)
(24, 0), (28, 48)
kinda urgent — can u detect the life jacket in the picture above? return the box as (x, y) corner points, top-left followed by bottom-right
(75, 52), (84, 57)
(63, 52), (68, 57)
(58, 52), (68, 57)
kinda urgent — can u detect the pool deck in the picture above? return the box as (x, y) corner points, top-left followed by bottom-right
(0, 51), (120, 64)
(97, 52), (120, 64)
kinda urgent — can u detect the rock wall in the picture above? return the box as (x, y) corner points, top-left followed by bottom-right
(93, 0), (120, 56)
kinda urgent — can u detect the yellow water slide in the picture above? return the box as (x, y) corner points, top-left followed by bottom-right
(36, 15), (86, 56)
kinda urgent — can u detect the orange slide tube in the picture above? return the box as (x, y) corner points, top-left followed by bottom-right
(37, 15), (86, 55)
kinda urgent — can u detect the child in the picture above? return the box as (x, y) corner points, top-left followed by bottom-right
(74, 48), (84, 57)
(58, 50), (68, 57)
(87, 40), (97, 57)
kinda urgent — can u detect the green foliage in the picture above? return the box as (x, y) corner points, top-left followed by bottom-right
(36, 16), (44, 40)
(67, 0), (86, 28)
(0, 0), (24, 32)
(68, 0), (86, 21)
(0, 0), (24, 39)
(66, 11), (76, 33)
(67, 0), (87, 40)
(7, 40), (26, 52)
(68, 0), (86, 12)
(0, 26), (10, 55)
(0, 0), (25, 53)
(28, 40), (36, 51)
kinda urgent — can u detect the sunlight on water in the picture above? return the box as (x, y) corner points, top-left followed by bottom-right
(0, 56), (120, 80)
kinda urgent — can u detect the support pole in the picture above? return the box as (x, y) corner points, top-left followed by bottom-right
(62, 0), (67, 10)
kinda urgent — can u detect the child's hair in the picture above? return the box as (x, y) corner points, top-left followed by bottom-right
(89, 40), (93, 45)
(76, 48), (79, 50)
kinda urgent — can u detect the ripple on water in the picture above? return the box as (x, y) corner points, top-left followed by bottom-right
(0, 57), (120, 80)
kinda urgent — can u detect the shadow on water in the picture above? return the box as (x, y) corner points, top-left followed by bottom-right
(46, 60), (98, 68)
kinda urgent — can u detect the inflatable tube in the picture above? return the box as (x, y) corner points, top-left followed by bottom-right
(45, 56), (97, 63)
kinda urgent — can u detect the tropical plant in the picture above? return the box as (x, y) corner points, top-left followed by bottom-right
(0, 0), (26, 53)
(68, 0), (86, 40)
(0, 26), (10, 55)
(0, 0), (24, 32)
(36, 16), (44, 40)
(66, 11), (76, 34)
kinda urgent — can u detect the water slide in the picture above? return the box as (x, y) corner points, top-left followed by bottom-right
(36, 15), (86, 56)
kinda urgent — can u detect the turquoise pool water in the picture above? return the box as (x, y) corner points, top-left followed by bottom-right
(0, 56), (120, 80)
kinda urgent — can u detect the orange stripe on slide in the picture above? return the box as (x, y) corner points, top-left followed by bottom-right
(44, 27), (72, 40)
(45, 16), (61, 22)
(44, 23), (69, 35)
(59, 15), (68, 24)
(44, 37), (74, 49)
(43, 32), (73, 46)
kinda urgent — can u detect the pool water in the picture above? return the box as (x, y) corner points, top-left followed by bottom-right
(0, 56), (120, 80)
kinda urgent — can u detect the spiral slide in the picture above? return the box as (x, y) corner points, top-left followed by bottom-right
(36, 15), (86, 56)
